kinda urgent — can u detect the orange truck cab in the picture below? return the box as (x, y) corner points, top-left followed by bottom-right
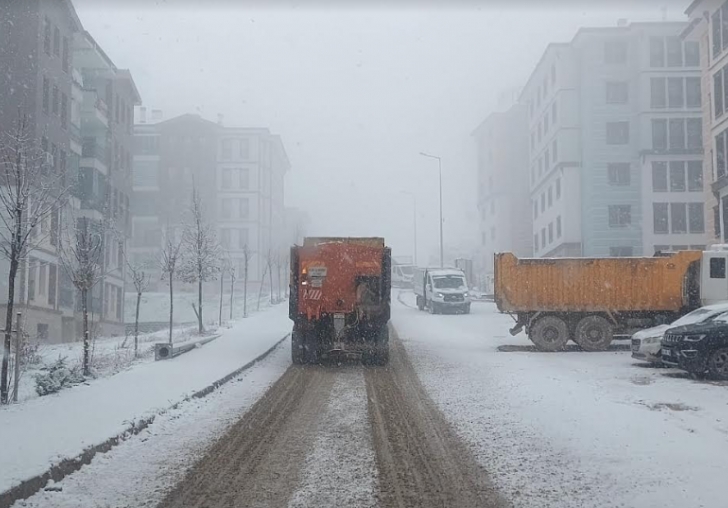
(289, 237), (391, 364)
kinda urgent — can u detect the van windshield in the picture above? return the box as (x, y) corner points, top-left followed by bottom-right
(400, 266), (414, 275)
(432, 276), (465, 289)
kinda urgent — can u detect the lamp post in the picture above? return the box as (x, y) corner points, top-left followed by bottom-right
(419, 151), (443, 267)
(401, 191), (417, 266)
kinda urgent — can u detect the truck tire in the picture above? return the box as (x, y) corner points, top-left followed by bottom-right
(463, 304), (471, 314)
(529, 316), (569, 352)
(574, 315), (613, 351)
(428, 301), (438, 314)
(291, 329), (306, 365)
(707, 348), (728, 380)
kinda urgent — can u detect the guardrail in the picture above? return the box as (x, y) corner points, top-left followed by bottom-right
(154, 334), (221, 361)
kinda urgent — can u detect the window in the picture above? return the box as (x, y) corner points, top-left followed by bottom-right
(710, 258), (726, 279)
(238, 228), (249, 249)
(37, 324), (48, 341)
(669, 161), (686, 192)
(38, 264), (46, 297)
(671, 203), (687, 233)
(548, 223), (553, 243)
(714, 9), (722, 58)
(48, 265), (56, 306)
(62, 37), (69, 73)
(606, 81), (628, 104)
(552, 139), (558, 163)
(42, 76), (49, 115)
(116, 287), (123, 320)
(654, 203), (669, 233)
(552, 101), (557, 123)
(221, 139), (233, 159)
(222, 169), (233, 188)
(43, 18), (51, 56)
(544, 149), (550, 170)
(606, 122), (629, 145)
(221, 229), (231, 249)
(136, 135), (159, 155)
(540, 193), (545, 212)
(686, 77), (701, 108)
(52, 85), (59, 115)
(651, 77), (666, 108)
(556, 216), (562, 238)
(650, 36), (665, 67)
(604, 40), (627, 64)
(685, 41), (699, 67)
(28, 259), (36, 301)
(607, 163), (630, 186)
(714, 70), (724, 118)
(541, 228), (546, 249)
(239, 139), (250, 159)
(687, 118), (702, 149)
(689, 203), (705, 233)
(534, 235), (539, 252)
(50, 208), (59, 246)
(53, 26), (60, 57)
(667, 78), (684, 108)
(533, 201), (538, 219)
(610, 247), (633, 257)
(666, 37), (682, 67)
(551, 63), (556, 84)
(556, 178), (561, 199)
(548, 186), (553, 207)
(608, 205), (631, 227)
(61, 93), (67, 128)
(669, 118), (685, 150)
(687, 161), (703, 192)
(716, 130), (727, 178)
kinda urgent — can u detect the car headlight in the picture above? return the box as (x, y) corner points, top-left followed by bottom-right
(684, 334), (706, 342)
(437, 293), (444, 298)
(643, 336), (661, 344)
(464, 292), (469, 297)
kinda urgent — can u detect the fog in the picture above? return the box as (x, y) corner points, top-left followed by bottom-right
(74, 0), (687, 264)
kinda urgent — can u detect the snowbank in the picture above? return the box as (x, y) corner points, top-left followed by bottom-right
(0, 302), (292, 496)
(393, 290), (728, 508)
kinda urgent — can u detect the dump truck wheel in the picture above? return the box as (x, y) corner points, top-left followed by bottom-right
(574, 315), (613, 351)
(708, 348), (728, 380)
(530, 316), (569, 352)
(291, 330), (306, 365)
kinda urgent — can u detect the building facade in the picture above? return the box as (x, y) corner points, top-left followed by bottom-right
(131, 115), (291, 286)
(472, 104), (532, 290)
(521, 22), (708, 258)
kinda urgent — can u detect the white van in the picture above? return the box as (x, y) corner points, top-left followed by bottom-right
(413, 267), (471, 314)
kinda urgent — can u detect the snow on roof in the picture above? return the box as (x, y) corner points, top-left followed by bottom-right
(428, 269), (465, 277)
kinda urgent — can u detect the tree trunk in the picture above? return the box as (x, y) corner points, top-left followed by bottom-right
(1, 256), (19, 404)
(197, 278), (203, 334)
(12, 312), (21, 402)
(243, 257), (248, 318)
(219, 271), (223, 326)
(229, 276), (234, 320)
(169, 276), (174, 345)
(82, 288), (90, 377)
(134, 291), (141, 358)
(268, 261), (274, 305)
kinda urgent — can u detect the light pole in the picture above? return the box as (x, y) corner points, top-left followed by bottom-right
(401, 191), (417, 266)
(419, 152), (443, 267)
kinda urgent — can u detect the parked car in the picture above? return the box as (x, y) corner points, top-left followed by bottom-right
(631, 303), (728, 364)
(661, 311), (728, 380)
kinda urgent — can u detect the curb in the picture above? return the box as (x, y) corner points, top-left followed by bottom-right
(0, 333), (291, 508)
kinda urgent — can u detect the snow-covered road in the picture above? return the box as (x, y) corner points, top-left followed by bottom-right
(393, 290), (728, 508)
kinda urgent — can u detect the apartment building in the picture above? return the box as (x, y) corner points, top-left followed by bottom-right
(521, 21), (708, 258)
(131, 115), (291, 285)
(685, 0), (728, 243)
(471, 104), (531, 290)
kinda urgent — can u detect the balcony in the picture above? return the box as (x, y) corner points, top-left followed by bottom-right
(81, 89), (109, 130)
(81, 138), (109, 175)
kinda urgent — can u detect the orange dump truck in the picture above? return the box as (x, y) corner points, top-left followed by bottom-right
(494, 251), (704, 351)
(289, 237), (391, 364)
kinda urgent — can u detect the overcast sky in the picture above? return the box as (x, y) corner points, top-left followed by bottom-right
(74, 0), (688, 264)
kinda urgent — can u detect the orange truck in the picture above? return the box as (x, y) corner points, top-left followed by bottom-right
(289, 237), (391, 364)
(494, 250), (710, 351)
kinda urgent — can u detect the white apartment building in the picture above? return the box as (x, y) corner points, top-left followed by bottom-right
(521, 21), (708, 258)
(472, 104), (531, 290)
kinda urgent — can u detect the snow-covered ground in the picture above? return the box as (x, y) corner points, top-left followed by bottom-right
(15, 338), (292, 508)
(393, 290), (728, 508)
(0, 302), (291, 497)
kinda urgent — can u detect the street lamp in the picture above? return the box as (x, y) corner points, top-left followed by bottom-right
(401, 191), (417, 266)
(419, 151), (443, 267)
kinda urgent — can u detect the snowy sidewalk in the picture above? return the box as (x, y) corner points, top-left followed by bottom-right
(0, 303), (292, 496)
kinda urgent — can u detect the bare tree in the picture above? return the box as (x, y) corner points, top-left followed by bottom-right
(229, 263), (236, 320)
(218, 258), (229, 327)
(58, 215), (106, 377)
(0, 115), (68, 403)
(267, 250), (275, 305)
(160, 225), (183, 345)
(257, 253), (269, 312)
(179, 184), (220, 334)
(126, 260), (151, 358)
(242, 245), (250, 318)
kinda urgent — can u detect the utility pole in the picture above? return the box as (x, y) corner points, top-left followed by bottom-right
(419, 152), (444, 267)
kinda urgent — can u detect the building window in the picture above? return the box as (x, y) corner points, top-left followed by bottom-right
(52, 85), (59, 115)
(606, 122), (629, 145)
(48, 264), (56, 306)
(606, 81), (628, 104)
(541, 228), (546, 249)
(221, 139), (233, 159)
(38, 263), (46, 297)
(686, 77), (701, 108)
(671, 203), (687, 233)
(712, 3), (728, 58)
(556, 216), (562, 238)
(43, 18), (51, 56)
(687, 160), (703, 192)
(552, 101), (557, 123)
(685, 41), (699, 66)
(548, 186), (553, 207)
(556, 177), (561, 199)
(533, 201), (538, 219)
(667, 78), (684, 108)
(133, 160), (159, 188)
(689, 203), (705, 233)
(552, 139), (558, 163)
(716, 130), (727, 179)
(651, 77), (666, 108)
(669, 118), (685, 150)
(687, 118), (702, 149)
(666, 36), (683, 67)
(714, 69), (724, 119)
(608, 205), (631, 227)
(53, 26), (60, 57)
(221, 229), (231, 249)
(652, 119), (667, 150)
(650, 36), (665, 67)
(28, 259), (36, 301)
(42, 76), (49, 115)
(604, 40), (627, 64)
(62, 37), (69, 73)
(548, 222), (553, 243)
(669, 161), (686, 192)
(610, 247), (633, 257)
(607, 163), (630, 186)
(540, 193), (545, 212)
(654, 203), (669, 233)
